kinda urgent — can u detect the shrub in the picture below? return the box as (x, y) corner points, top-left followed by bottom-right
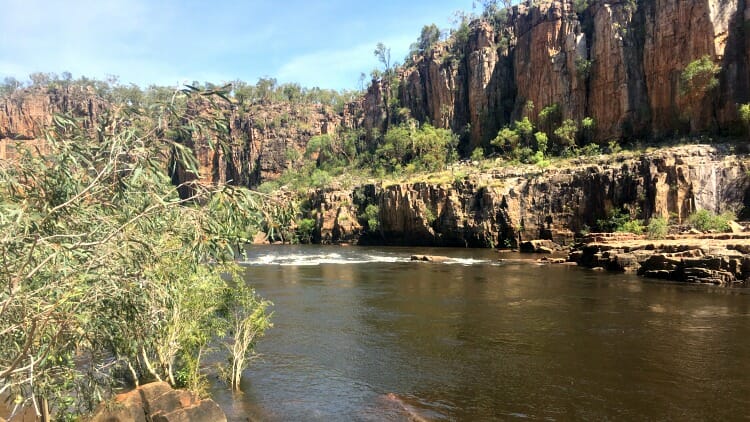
(296, 218), (316, 243)
(607, 140), (623, 154)
(471, 147), (485, 161)
(618, 219), (645, 235)
(580, 143), (601, 156)
(554, 119), (579, 148)
(688, 209), (735, 232)
(597, 208), (635, 233)
(739, 103), (750, 135)
(680, 56), (720, 97)
(534, 131), (548, 154)
(646, 216), (669, 239)
(362, 204), (380, 232)
(575, 57), (592, 78)
(310, 169), (332, 188)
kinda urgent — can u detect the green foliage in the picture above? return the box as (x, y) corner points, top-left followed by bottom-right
(220, 283), (272, 391)
(608, 139), (623, 154)
(646, 217), (669, 239)
(0, 88), (274, 416)
(680, 55), (721, 119)
(375, 122), (458, 173)
(739, 103), (750, 134)
(680, 56), (720, 97)
(409, 24), (442, 58)
(597, 208), (637, 233)
(580, 143), (601, 156)
(362, 204), (380, 232)
(573, 0), (591, 14)
(295, 218), (317, 244)
(538, 103), (561, 124)
(480, 0), (512, 28)
(575, 57), (592, 78)
(688, 209), (736, 232)
(310, 169), (332, 188)
(470, 147), (485, 161)
(618, 219), (645, 235)
(491, 127), (520, 156)
(534, 131), (549, 154)
(554, 119), (579, 148)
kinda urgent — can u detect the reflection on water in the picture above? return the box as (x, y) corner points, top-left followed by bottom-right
(210, 245), (750, 421)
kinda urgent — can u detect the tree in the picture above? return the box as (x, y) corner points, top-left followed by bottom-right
(374, 43), (392, 76)
(554, 119), (579, 150)
(0, 87), (273, 419)
(1, 77), (22, 95)
(680, 55), (720, 129)
(739, 103), (750, 138)
(221, 284), (272, 391)
(374, 42), (398, 130)
(409, 24), (442, 57)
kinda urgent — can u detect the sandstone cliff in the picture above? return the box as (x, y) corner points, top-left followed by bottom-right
(0, 87), (348, 187)
(310, 145), (750, 247)
(392, 0), (750, 147)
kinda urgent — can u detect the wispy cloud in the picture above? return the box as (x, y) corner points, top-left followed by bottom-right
(1, 0), (475, 89)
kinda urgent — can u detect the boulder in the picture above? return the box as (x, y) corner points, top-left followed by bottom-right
(90, 382), (226, 422)
(410, 255), (450, 263)
(519, 240), (556, 254)
(728, 221), (745, 233)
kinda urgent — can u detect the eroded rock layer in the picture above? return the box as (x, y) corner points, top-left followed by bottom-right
(310, 145), (750, 247)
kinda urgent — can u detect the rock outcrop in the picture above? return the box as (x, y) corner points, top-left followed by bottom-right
(310, 145), (750, 247)
(89, 382), (226, 422)
(571, 232), (750, 285)
(0, 86), (107, 160)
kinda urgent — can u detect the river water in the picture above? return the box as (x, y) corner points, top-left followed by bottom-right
(210, 246), (750, 421)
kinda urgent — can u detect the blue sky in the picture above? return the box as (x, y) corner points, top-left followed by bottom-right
(1, 0), (477, 90)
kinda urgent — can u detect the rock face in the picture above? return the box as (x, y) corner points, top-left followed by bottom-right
(0, 86), (107, 160)
(572, 232), (750, 285)
(0, 87), (348, 187)
(89, 382), (227, 422)
(391, 0), (750, 147)
(310, 145), (750, 247)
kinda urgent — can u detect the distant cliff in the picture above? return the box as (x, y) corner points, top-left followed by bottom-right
(363, 0), (750, 151)
(0, 86), (356, 186)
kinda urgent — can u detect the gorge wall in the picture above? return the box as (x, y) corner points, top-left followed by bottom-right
(390, 0), (750, 149)
(2, 0), (750, 191)
(310, 145), (750, 247)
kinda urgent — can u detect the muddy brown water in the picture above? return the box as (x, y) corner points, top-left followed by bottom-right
(209, 245), (750, 421)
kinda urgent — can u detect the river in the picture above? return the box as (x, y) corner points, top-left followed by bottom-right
(209, 245), (750, 421)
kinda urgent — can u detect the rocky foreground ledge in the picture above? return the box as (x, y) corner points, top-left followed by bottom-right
(567, 232), (750, 286)
(89, 382), (226, 422)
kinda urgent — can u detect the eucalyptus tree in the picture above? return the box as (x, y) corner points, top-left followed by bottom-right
(0, 87), (271, 419)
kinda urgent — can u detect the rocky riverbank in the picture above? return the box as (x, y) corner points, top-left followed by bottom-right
(310, 144), (750, 248)
(567, 232), (750, 286)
